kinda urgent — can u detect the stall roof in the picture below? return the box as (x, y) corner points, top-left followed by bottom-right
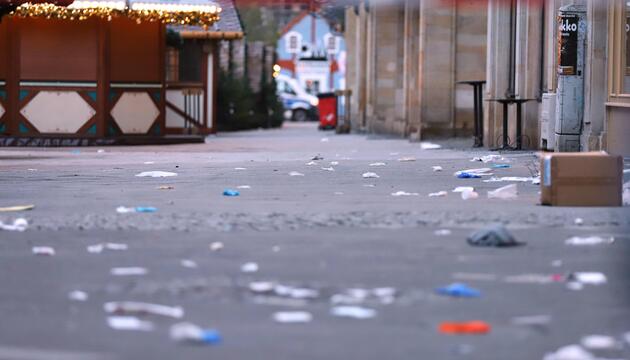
(170, 0), (242, 39)
(11, 0), (221, 27)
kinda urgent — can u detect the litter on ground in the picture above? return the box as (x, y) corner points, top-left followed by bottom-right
(391, 191), (419, 196)
(0, 205), (35, 212)
(241, 262), (259, 273)
(32, 246), (55, 256)
(110, 267), (148, 276)
(467, 225), (522, 247)
(116, 206), (157, 214)
(362, 172), (380, 179)
(330, 306), (377, 319)
(272, 311), (313, 324)
(170, 322), (221, 345)
(438, 321), (491, 335)
(435, 283), (481, 298)
(0, 218), (28, 232)
(104, 301), (184, 319)
(487, 184), (518, 199)
(428, 191), (448, 197)
(68, 290), (89, 302)
(107, 316), (154, 331)
(223, 189), (240, 196)
(289, 171), (305, 177)
(135, 171), (177, 178)
(565, 236), (614, 246)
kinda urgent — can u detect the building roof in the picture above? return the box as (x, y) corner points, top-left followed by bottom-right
(10, 0), (222, 27)
(170, 0), (243, 39)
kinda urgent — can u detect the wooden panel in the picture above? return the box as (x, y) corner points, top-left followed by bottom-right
(110, 18), (161, 83)
(0, 20), (7, 79)
(20, 18), (98, 81)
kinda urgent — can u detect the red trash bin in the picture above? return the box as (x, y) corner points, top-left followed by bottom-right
(317, 93), (337, 130)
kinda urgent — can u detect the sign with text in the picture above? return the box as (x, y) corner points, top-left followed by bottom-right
(558, 14), (579, 75)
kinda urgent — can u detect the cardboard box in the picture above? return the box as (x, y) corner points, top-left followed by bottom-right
(541, 152), (622, 207)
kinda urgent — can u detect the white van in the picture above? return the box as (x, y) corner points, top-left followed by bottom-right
(275, 74), (319, 122)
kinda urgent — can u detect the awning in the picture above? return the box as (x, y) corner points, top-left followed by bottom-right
(10, 0), (221, 27)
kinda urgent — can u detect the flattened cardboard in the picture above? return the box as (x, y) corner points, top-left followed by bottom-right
(540, 152), (622, 207)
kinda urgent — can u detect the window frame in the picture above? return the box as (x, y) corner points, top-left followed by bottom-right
(607, 0), (630, 105)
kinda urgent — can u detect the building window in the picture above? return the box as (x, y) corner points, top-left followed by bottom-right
(285, 31), (302, 54)
(323, 33), (338, 55)
(608, 0), (630, 102)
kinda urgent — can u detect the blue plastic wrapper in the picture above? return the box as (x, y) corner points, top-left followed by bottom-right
(491, 164), (511, 169)
(223, 189), (240, 197)
(457, 172), (481, 179)
(200, 329), (222, 344)
(135, 207), (157, 213)
(436, 283), (481, 298)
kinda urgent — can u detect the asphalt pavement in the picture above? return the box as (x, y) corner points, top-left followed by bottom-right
(0, 123), (629, 360)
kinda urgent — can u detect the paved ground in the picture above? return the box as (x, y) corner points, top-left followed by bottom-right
(0, 123), (629, 360)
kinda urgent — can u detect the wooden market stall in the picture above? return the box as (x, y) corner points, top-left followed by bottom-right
(0, 0), (220, 145)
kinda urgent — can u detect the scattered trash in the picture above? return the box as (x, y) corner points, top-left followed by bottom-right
(107, 316), (154, 331)
(209, 242), (224, 252)
(420, 142), (441, 150)
(223, 189), (240, 197)
(471, 155), (503, 163)
(438, 321), (491, 335)
(565, 236), (614, 246)
(623, 182), (630, 205)
(312, 155), (324, 161)
(503, 274), (562, 284)
(170, 322), (221, 345)
(158, 185), (174, 190)
(272, 311), (313, 324)
(97, 149), (105, 153)
(568, 272), (607, 285)
(135, 171), (177, 178)
(116, 206), (157, 214)
(234, 167), (247, 171)
(543, 345), (595, 360)
(487, 184), (518, 200)
(432, 166), (443, 172)
(321, 167), (335, 171)
(110, 267), (148, 276)
(457, 172), (481, 179)
(362, 172), (380, 179)
(363, 184), (376, 188)
(32, 246), (55, 256)
(436, 283), (481, 298)
(248, 281), (275, 293)
(180, 259), (198, 268)
(453, 186), (475, 193)
(237, 185), (251, 189)
(274, 284), (319, 299)
(241, 262), (259, 273)
(88, 243), (128, 254)
(143, 161), (155, 165)
(330, 161), (339, 166)
(104, 301), (184, 319)
(483, 176), (537, 183)
(391, 191), (419, 196)
(320, 138), (329, 142)
(330, 306), (377, 319)
(428, 191), (448, 197)
(68, 290), (88, 302)
(434, 229), (452, 236)
(461, 189), (479, 200)
(491, 164), (511, 169)
(398, 157), (416, 162)
(574, 217), (584, 225)
(289, 171), (305, 177)
(369, 162), (386, 167)
(580, 335), (618, 350)
(87, 244), (104, 254)
(551, 260), (563, 267)
(452, 273), (498, 282)
(306, 161), (318, 166)
(467, 225), (522, 247)
(510, 315), (552, 326)
(0, 218), (28, 232)
(0, 205), (35, 212)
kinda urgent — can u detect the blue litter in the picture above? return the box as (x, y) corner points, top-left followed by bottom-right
(436, 283), (481, 298)
(457, 172), (481, 179)
(223, 189), (240, 197)
(491, 164), (511, 169)
(200, 330), (222, 344)
(135, 207), (157, 213)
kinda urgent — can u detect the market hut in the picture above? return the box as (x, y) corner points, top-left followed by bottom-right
(0, 0), (220, 145)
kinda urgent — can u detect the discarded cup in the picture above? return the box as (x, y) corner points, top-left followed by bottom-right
(170, 322), (221, 345)
(223, 189), (240, 197)
(438, 321), (491, 335)
(436, 283), (481, 298)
